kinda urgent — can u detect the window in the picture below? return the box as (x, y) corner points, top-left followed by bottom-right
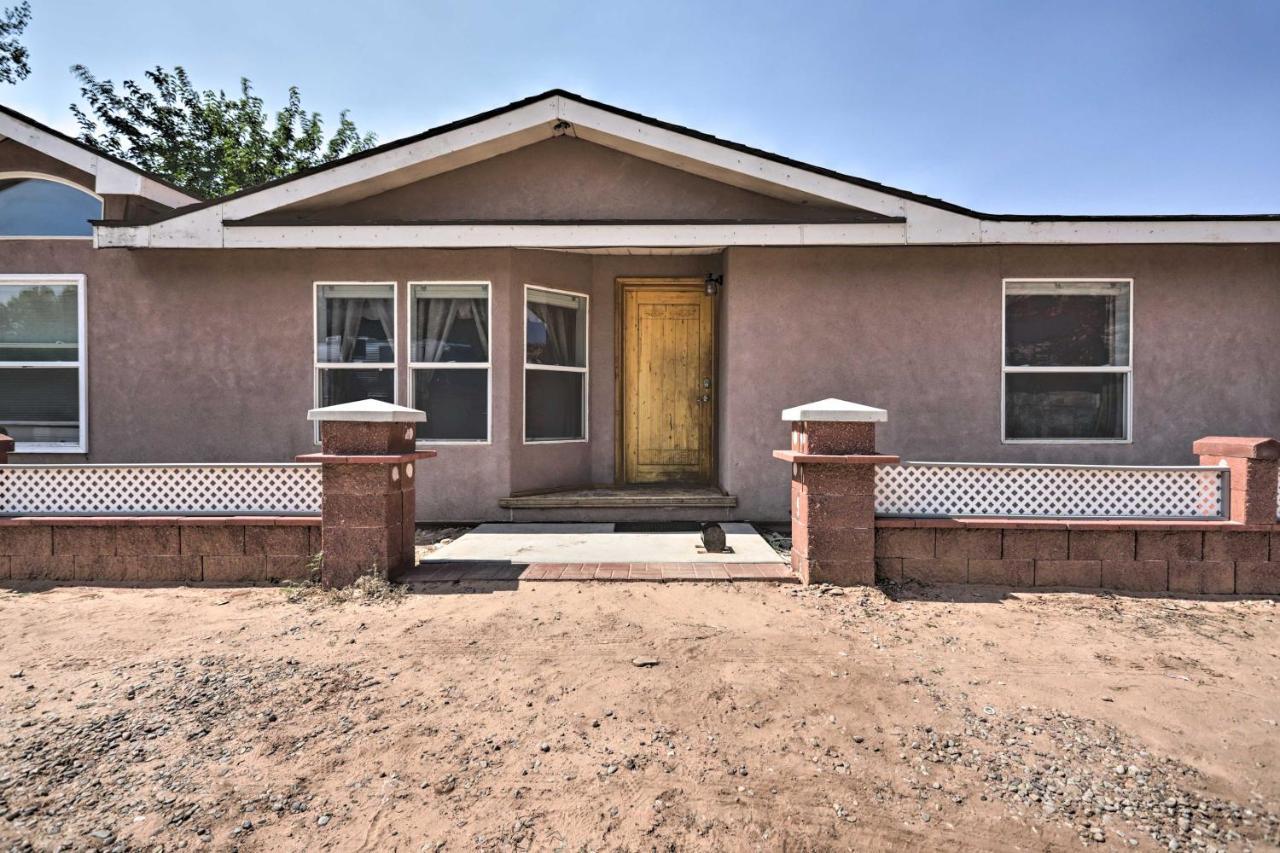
(1002, 279), (1132, 442)
(410, 282), (490, 443)
(0, 175), (102, 237)
(0, 275), (87, 452)
(314, 283), (397, 435)
(524, 285), (588, 442)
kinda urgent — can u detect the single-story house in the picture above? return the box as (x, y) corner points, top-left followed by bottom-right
(0, 90), (1276, 523)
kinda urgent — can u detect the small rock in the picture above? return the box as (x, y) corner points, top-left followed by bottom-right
(632, 657), (659, 668)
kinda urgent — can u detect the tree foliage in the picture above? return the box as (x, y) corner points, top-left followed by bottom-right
(0, 1), (31, 85)
(70, 65), (378, 197)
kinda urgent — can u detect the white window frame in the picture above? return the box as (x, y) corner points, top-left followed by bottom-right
(0, 273), (88, 454)
(523, 283), (589, 444)
(1001, 277), (1134, 445)
(0, 172), (103, 241)
(312, 280), (399, 444)
(409, 280), (492, 445)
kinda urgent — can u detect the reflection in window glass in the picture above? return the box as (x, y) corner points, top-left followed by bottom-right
(0, 284), (78, 361)
(313, 283), (397, 441)
(1005, 372), (1127, 440)
(524, 286), (588, 442)
(1002, 280), (1132, 442)
(412, 283), (488, 363)
(413, 368), (488, 441)
(1005, 282), (1130, 367)
(317, 367), (396, 408)
(0, 367), (79, 444)
(0, 278), (84, 450)
(526, 288), (586, 367)
(0, 178), (101, 237)
(316, 284), (395, 363)
(411, 283), (491, 442)
(525, 370), (584, 441)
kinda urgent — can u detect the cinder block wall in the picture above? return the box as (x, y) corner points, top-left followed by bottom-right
(874, 521), (1280, 595)
(0, 518), (320, 583)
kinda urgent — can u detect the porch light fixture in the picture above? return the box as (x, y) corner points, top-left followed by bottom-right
(704, 274), (723, 295)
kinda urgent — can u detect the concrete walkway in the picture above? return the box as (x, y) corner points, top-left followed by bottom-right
(406, 522), (796, 583)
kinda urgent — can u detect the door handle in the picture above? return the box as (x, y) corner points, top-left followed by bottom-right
(697, 394), (711, 404)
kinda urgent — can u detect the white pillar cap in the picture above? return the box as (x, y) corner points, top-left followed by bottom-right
(781, 398), (887, 423)
(308, 398), (426, 423)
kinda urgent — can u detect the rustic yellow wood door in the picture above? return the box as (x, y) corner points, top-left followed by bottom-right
(620, 282), (715, 484)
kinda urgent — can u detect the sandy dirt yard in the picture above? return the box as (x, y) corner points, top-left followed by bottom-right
(1, 578), (1278, 853)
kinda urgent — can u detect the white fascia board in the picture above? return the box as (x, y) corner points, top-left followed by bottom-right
(146, 205), (226, 247)
(93, 224), (149, 248)
(904, 204), (983, 243)
(979, 219), (1280, 244)
(95, 217), (1280, 248)
(218, 221), (910, 249)
(0, 110), (102, 176)
(218, 99), (562, 220)
(557, 98), (914, 218)
(0, 111), (199, 207)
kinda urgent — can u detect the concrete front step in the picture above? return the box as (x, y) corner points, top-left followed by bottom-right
(498, 485), (738, 510)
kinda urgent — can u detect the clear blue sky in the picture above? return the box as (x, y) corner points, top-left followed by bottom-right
(6, 0), (1278, 214)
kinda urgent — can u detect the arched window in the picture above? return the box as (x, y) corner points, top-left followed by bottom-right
(0, 175), (103, 237)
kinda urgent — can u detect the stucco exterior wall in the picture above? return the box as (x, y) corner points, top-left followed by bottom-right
(266, 138), (868, 224)
(721, 244), (1280, 519)
(1, 224), (1275, 523)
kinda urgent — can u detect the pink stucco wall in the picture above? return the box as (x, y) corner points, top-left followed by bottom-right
(267, 137), (867, 224)
(720, 245), (1280, 518)
(1, 239), (1276, 522)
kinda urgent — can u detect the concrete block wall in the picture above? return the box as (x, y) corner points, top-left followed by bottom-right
(0, 517), (320, 583)
(875, 519), (1280, 595)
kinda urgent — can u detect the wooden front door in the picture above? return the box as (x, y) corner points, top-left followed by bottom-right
(619, 279), (716, 484)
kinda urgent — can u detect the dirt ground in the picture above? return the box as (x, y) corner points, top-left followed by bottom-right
(1, 578), (1278, 852)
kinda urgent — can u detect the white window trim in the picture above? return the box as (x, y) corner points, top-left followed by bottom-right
(0, 273), (88, 454)
(409, 280), (492, 446)
(312, 280), (399, 444)
(0, 172), (103, 241)
(523, 283), (589, 444)
(1001, 277), (1134, 445)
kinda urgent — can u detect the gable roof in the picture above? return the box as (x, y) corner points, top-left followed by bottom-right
(93, 90), (1280, 249)
(0, 103), (201, 209)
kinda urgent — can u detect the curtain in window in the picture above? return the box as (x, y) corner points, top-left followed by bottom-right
(529, 301), (575, 365)
(414, 297), (490, 363)
(327, 297), (394, 362)
(1093, 378), (1122, 437)
(413, 296), (489, 403)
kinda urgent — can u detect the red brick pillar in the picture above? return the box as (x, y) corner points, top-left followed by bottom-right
(773, 399), (899, 586)
(298, 400), (435, 588)
(1193, 436), (1280, 525)
(0, 432), (13, 464)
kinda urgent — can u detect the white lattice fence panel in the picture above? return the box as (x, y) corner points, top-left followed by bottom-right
(0, 465), (321, 516)
(875, 463), (1225, 519)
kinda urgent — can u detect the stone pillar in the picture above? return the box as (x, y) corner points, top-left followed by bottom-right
(1193, 436), (1280, 525)
(773, 399), (899, 586)
(298, 399), (435, 588)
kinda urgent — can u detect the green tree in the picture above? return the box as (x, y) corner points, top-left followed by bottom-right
(70, 65), (377, 197)
(0, 1), (31, 85)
